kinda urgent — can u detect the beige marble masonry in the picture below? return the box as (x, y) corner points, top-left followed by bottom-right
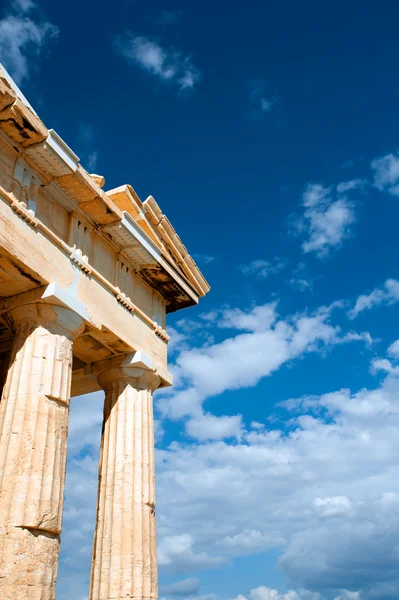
(0, 62), (210, 600)
(89, 361), (160, 600)
(0, 304), (83, 600)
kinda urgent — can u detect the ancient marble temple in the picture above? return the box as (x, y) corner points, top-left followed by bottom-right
(0, 64), (210, 600)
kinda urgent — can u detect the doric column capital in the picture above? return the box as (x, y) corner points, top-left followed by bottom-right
(97, 365), (161, 393)
(95, 351), (162, 393)
(6, 303), (85, 340)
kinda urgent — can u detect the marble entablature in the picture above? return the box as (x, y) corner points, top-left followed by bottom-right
(0, 63), (209, 600)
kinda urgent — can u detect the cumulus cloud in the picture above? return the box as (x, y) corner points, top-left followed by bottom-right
(371, 152), (399, 196)
(115, 34), (201, 92)
(217, 529), (284, 555)
(296, 181), (364, 258)
(203, 302), (278, 332)
(241, 258), (287, 280)
(159, 300), (371, 427)
(158, 534), (228, 573)
(156, 371), (399, 596)
(0, 0), (58, 84)
(186, 412), (243, 441)
(312, 496), (354, 519)
(234, 587), (320, 600)
(348, 279), (399, 319)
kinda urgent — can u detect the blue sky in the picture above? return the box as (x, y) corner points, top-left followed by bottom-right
(3, 1), (399, 599)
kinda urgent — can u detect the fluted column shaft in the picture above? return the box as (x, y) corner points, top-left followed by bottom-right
(89, 366), (161, 600)
(0, 304), (83, 600)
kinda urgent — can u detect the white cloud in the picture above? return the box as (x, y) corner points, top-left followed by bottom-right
(193, 253), (215, 265)
(156, 371), (399, 597)
(370, 338), (399, 376)
(159, 301), (371, 426)
(248, 79), (277, 119)
(218, 529), (284, 555)
(260, 98), (276, 112)
(158, 534), (228, 573)
(86, 151), (98, 172)
(298, 181), (363, 258)
(312, 496), (354, 519)
(205, 302), (278, 332)
(290, 278), (312, 291)
(371, 152), (399, 196)
(13, 0), (35, 10)
(186, 412), (243, 441)
(0, 0), (58, 84)
(233, 586), (320, 600)
(241, 258), (287, 279)
(387, 339), (399, 358)
(348, 279), (399, 319)
(289, 263), (315, 293)
(370, 357), (398, 375)
(58, 286), (393, 600)
(115, 35), (201, 92)
(160, 577), (200, 596)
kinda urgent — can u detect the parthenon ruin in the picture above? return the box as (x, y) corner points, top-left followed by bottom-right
(0, 64), (210, 599)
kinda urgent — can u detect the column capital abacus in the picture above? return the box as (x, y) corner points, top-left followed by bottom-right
(93, 351), (162, 393)
(97, 364), (161, 393)
(6, 302), (85, 340)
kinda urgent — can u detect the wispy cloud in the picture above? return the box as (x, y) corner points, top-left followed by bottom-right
(248, 78), (277, 120)
(348, 278), (399, 319)
(114, 34), (201, 92)
(192, 253), (215, 265)
(0, 0), (58, 84)
(77, 123), (99, 173)
(371, 151), (399, 196)
(289, 262), (315, 292)
(156, 9), (182, 27)
(241, 257), (286, 279)
(294, 179), (365, 258)
(370, 337), (399, 376)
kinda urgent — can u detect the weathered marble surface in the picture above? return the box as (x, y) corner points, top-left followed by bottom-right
(0, 62), (210, 599)
(0, 305), (83, 600)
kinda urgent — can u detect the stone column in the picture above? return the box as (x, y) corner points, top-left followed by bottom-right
(0, 303), (84, 600)
(89, 363), (161, 600)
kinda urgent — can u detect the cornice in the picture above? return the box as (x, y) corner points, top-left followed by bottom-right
(0, 62), (210, 312)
